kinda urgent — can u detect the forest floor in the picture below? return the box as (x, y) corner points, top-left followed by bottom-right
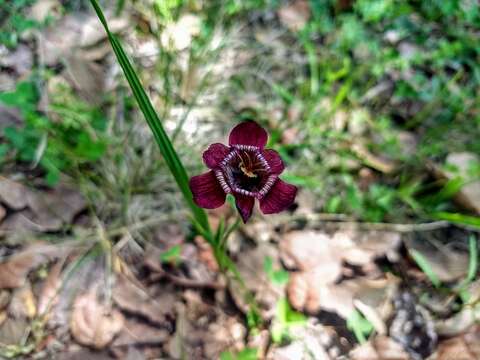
(1, 0), (479, 359)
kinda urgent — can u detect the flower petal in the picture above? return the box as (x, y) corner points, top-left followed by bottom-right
(189, 171), (226, 209)
(234, 194), (255, 223)
(203, 143), (230, 169)
(229, 121), (268, 149)
(259, 179), (297, 214)
(262, 149), (285, 175)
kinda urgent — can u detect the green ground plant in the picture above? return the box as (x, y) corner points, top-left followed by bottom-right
(0, 79), (107, 185)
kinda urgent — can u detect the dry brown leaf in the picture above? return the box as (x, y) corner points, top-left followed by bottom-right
(113, 274), (172, 325)
(71, 291), (124, 349)
(435, 306), (480, 337)
(229, 243), (283, 319)
(37, 261), (63, 316)
(0, 317), (29, 346)
(288, 274), (396, 319)
(278, 0), (310, 32)
(26, 183), (86, 227)
(280, 231), (342, 282)
(0, 290), (10, 310)
(0, 243), (69, 289)
(350, 336), (410, 360)
(64, 54), (105, 105)
(8, 283), (36, 320)
(436, 325), (480, 360)
(0, 177), (29, 210)
(281, 230), (401, 270)
(0, 204), (5, 222)
(405, 237), (469, 282)
(38, 14), (128, 66)
(112, 318), (169, 347)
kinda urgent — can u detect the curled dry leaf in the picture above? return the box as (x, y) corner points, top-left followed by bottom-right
(281, 230), (401, 270)
(280, 231), (342, 281)
(288, 273), (397, 321)
(71, 291), (124, 349)
(350, 336), (410, 360)
(0, 243), (69, 289)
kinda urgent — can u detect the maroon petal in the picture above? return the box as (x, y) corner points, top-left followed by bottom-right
(203, 143), (230, 169)
(234, 194), (255, 223)
(262, 149), (285, 175)
(229, 121), (268, 149)
(189, 171), (226, 209)
(259, 179), (297, 214)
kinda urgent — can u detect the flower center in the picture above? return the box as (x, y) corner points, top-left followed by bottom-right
(214, 145), (277, 199)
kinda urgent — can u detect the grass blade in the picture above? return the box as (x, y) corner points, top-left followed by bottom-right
(89, 0), (210, 234)
(467, 235), (478, 282)
(410, 249), (441, 288)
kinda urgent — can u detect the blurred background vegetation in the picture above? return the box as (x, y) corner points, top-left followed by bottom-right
(1, 0), (479, 227)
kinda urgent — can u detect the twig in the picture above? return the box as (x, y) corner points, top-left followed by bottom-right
(286, 213), (452, 232)
(144, 257), (225, 290)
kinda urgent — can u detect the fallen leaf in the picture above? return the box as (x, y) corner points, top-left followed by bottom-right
(229, 243), (284, 319)
(8, 283), (36, 319)
(64, 54), (105, 105)
(70, 290), (124, 349)
(436, 325), (480, 360)
(288, 274), (395, 320)
(350, 336), (410, 360)
(0, 243), (69, 289)
(277, 0), (310, 32)
(0, 317), (29, 346)
(280, 231), (342, 282)
(112, 318), (169, 347)
(37, 261), (63, 316)
(113, 274), (172, 325)
(38, 14), (127, 66)
(26, 182), (86, 226)
(0, 205), (5, 222)
(405, 237), (469, 282)
(0, 177), (29, 210)
(435, 306), (480, 337)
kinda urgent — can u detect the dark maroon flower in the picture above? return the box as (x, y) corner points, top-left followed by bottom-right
(189, 121), (297, 223)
